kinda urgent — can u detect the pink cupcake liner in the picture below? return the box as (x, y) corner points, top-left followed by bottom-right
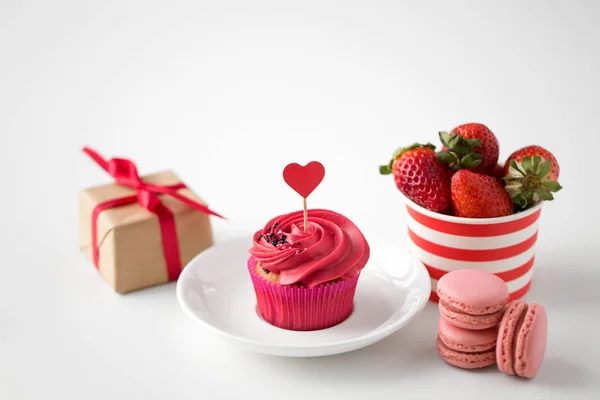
(247, 256), (359, 331)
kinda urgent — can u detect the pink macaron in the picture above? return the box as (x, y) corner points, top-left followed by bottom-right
(496, 300), (548, 378)
(436, 318), (498, 369)
(437, 269), (509, 330)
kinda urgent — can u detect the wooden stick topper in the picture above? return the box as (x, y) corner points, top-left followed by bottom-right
(282, 161), (325, 232)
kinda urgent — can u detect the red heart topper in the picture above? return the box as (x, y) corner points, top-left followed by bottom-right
(283, 161), (325, 198)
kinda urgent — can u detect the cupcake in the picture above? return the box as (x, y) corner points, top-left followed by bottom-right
(248, 208), (370, 331)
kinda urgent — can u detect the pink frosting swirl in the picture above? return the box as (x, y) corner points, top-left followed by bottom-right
(248, 209), (370, 288)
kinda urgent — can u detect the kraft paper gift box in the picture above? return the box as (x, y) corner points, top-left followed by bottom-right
(79, 147), (222, 294)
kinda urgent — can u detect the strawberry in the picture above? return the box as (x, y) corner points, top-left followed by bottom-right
(503, 145), (562, 210)
(451, 170), (513, 218)
(379, 143), (451, 213)
(436, 123), (500, 173)
(503, 145), (560, 181)
(488, 163), (505, 180)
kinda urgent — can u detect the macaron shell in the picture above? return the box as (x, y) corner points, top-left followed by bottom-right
(496, 300), (528, 375)
(439, 301), (504, 330)
(437, 269), (509, 315)
(436, 336), (496, 369)
(438, 318), (498, 353)
(514, 304), (548, 378)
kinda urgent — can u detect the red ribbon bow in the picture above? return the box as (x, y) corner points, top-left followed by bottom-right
(83, 146), (224, 281)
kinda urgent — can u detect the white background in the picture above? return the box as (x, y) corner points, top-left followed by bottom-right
(1, 0), (599, 399)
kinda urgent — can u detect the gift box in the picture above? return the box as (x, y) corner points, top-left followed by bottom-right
(79, 147), (224, 293)
(403, 196), (541, 303)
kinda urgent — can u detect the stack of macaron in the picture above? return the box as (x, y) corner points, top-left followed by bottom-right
(436, 269), (548, 379)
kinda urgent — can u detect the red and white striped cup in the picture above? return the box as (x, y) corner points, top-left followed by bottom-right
(404, 198), (542, 303)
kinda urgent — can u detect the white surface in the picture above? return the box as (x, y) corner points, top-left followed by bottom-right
(177, 236), (430, 357)
(1, 0), (599, 399)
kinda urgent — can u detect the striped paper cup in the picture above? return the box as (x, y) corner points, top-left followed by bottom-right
(404, 198), (542, 303)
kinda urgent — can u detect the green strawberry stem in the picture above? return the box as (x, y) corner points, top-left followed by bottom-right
(379, 143), (435, 175)
(503, 155), (563, 211)
(436, 131), (483, 172)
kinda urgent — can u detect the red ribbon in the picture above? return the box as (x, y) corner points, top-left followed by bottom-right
(83, 146), (224, 281)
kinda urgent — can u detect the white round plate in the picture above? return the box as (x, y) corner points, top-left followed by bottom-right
(176, 236), (430, 357)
